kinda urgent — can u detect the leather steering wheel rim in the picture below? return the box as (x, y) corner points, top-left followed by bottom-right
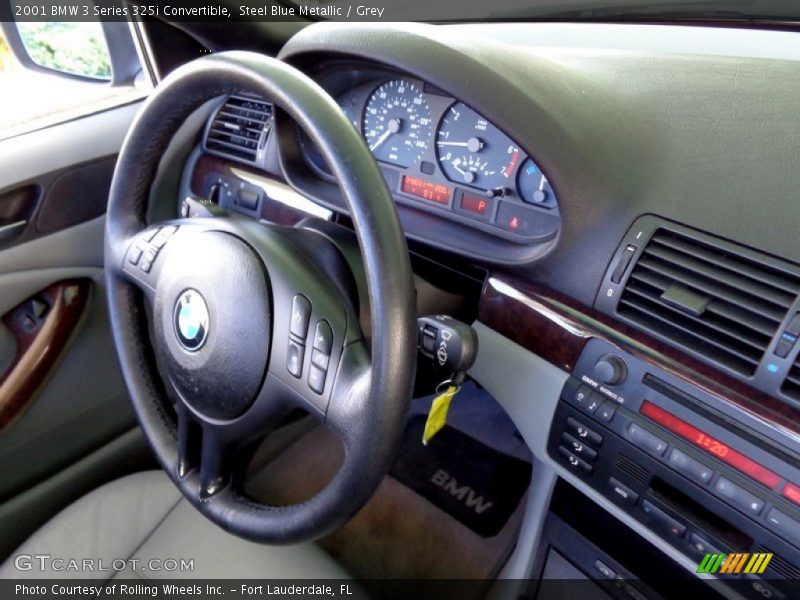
(104, 52), (417, 544)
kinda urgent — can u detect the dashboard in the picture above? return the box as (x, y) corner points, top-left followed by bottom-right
(172, 20), (800, 600)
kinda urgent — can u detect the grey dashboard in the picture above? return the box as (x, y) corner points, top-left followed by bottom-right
(272, 22), (800, 306)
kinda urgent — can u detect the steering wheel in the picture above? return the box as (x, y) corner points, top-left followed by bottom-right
(104, 52), (417, 544)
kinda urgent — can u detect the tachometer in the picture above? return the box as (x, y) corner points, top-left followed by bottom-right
(363, 80), (432, 168)
(436, 102), (521, 193)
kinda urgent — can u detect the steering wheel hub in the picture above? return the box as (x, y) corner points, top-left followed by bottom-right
(153, 230), (271, 421)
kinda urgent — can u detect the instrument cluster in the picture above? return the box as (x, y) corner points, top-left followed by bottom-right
(299, 74), (560, 244)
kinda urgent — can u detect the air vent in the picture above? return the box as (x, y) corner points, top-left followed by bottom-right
(204, 95), (272, 164)
(618, 229), (800, 377)
(782, 359), (800, 402)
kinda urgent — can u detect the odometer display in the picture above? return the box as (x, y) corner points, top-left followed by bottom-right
(640, 401), (781, 489)
(401, 176), (451, 205)
(363, 80), (432, 168)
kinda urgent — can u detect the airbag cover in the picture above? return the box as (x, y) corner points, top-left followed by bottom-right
(153, 230), (271, 420)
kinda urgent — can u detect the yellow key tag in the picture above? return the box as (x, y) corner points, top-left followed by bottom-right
(422, 385), (460, 445)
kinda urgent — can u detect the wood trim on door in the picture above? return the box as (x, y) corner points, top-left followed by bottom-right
(0, 280), (90, 430)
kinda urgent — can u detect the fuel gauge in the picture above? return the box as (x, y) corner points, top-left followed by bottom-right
(517, 158), (557, 209)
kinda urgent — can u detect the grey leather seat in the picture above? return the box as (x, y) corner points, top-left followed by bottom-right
(0, 471), (350, 579)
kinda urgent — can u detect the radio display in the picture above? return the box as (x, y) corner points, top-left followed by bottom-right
(401, 176), (451, 205)
(640, 401), (782, 489)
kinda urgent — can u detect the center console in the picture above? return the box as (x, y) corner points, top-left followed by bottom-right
(547, 338), (800, 599)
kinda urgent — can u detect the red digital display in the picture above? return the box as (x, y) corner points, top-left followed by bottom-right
(461, 193), (490, 216)
(640, 401), (782, 489)
(401, 176), (451, 205)
(782, 482), (800, 506)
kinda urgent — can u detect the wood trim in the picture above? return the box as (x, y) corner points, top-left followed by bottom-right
(191, 154), (319, 227)
(479, 274), (800, 438)
(0, 280), (90, 430)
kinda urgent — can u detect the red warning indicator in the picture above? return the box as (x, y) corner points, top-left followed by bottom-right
(461, 193), (490, 216)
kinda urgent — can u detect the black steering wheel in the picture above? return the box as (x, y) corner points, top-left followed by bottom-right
(104, 52), (417, 544)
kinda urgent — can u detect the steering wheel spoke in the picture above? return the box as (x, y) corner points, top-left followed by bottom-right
(198, 429), (235, 499)
(323, 339), (371, 440)
(112, 223), (182, 300)
(178, 391), (291, 499)
(176, 402), (201, 479)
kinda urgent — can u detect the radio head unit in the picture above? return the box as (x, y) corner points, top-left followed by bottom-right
(548, 338), (800, 599)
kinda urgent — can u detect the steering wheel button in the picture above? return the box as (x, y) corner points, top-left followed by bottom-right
(309, 365), (326, 394)
(143, 247), (159, 263)
(312, 320), (333, 354)
(311, 348), (330, 371)
(152, 226), (178, 248)
(128, 246), (143, 265)
(286, 340), (304, 378)
(290, 295), (312, 339)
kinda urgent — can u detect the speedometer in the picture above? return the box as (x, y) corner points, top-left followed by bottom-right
(363, 79), (432, 168)
(436, 102), (521, 193)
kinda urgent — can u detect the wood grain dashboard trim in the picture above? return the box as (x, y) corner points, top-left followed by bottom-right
(479, 274), (800, 440)
(191, 154), (331, 226)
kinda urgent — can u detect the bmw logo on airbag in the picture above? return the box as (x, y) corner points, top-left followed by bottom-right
(174, 289), (209, 351)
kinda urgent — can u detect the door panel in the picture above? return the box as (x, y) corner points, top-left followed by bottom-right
(0, 103), (145, 502)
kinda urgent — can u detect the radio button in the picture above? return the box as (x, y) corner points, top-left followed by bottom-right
(594, 559), (616, 580)
(566, 417), (603, 447)
(642, 500), (687, 539)
(766, 508), (800, 547)
(608, 477), (639, 505)
(667, 448), (714, 484)
(595, 354), (627, 385)
(571, 384), (600, 414)
(626, 423), (668, 456)
(561, 432), (598, 460)
(714, 477), (764, 516)
(597, 401), (617, 423)
(558, 446), (593, 474)
(688, 532), (724, 558)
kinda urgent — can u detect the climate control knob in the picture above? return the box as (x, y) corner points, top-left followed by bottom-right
(595, 355), (627, 386)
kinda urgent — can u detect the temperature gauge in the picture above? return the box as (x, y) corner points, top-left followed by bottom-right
(517, 158), (557, 209)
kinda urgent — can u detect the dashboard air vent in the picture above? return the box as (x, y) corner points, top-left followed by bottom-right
(204, 95), (272, 164)
(782, 359), (800, 402)
(618, 229), (800, 377)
